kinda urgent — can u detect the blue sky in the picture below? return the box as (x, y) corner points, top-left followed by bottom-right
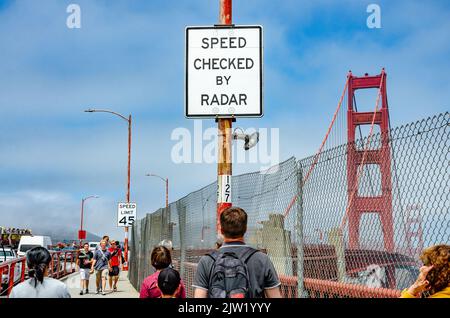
(0, 0), (449, 238)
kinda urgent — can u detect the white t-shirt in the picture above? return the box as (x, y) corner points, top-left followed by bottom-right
(9, 277), (71, 298)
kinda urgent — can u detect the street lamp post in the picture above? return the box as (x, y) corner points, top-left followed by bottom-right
(85, 108), (132, 271)
(79, 195), (99, 245)
(145, 174), (169, 209)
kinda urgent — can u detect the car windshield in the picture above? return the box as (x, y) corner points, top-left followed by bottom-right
(19, 244), (40, 252)
(90, 244), (97, 248)
(0, 250), (14, 257)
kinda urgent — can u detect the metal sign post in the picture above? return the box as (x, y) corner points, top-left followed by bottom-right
(185, 0), (263, 236)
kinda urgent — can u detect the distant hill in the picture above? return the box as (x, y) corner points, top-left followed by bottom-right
(32, 226), (102, 244)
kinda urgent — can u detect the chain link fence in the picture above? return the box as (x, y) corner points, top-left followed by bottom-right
(129, 112), (449, 298)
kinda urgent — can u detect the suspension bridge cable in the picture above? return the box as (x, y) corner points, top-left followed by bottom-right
(283, 75), (350, 218)
(386, 97), (408, 248)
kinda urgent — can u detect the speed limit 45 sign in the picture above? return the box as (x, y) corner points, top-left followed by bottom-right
(117, 202), (137, 227)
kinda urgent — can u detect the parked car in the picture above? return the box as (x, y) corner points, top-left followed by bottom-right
(17, 235), (52, 257)
(0, 246), (22, 292)
(298, 245), (419, 290)
(0, 246), (17, 263)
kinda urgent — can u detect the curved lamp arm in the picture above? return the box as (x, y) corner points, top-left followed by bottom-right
(85, 109), (130, 123)
(145, 173), (167, 183)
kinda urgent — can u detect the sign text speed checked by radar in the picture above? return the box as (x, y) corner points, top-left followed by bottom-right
(185, 26), (263, 118)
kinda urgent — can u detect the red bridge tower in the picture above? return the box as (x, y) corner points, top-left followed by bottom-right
(346, 69), (394, 253)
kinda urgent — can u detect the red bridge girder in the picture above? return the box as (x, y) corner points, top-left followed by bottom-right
(346, 70), (394, 253)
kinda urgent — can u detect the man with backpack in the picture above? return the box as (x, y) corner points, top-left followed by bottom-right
(193, 207), (282, 298)
(91, 240), (111, 295)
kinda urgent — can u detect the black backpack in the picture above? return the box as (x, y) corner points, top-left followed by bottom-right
(206, 247), (259, 298)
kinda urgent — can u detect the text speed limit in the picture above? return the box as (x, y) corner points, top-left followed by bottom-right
(117, 202), (137, 227)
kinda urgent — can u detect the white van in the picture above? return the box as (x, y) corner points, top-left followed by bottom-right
(17, 235), (53, 257)
(88, 242), (99, 252)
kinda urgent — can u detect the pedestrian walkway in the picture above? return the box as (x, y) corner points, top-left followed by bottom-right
(61, 270), (139, 298)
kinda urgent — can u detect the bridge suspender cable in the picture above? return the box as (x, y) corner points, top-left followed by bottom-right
(283, 75), (350, 218)
(339, 70), (385, 231)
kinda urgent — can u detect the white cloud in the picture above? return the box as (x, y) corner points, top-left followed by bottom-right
(0, 189), (125, 239)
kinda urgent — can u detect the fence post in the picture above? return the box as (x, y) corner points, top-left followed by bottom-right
(141, 215), (149, 287)
(296, 161), (307, 298)
(129, 220), (137, 287)
(179, 204), (187, 282)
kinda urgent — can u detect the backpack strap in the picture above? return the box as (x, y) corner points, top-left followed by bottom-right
(99, 249), (107, 262)
(206, 250), (219, 262)
(205, 250), (219, 290)
(238, 247), (259, 298)
(206, 247), (258, 263)
(240, 247), (259, 264)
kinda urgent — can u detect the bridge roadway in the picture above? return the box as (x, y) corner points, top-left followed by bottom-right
(60, 270), (139, 298)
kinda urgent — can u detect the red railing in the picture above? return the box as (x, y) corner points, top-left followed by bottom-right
(179, 262), (401, 298)
(278, 274), (401, 298)
(0, 257), (26, 297)
(0, 251), (78, 297)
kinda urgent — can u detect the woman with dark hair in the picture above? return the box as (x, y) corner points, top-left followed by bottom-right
(9, 247), (71, 298)
(158, 267), (182, 298)
(401, 244), (450, 298)
(139, 245), (186, 298)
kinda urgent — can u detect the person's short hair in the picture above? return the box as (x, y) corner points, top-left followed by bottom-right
(420, 244), (450, 295)
(83, 243), (89, 247)
(102, 235), (109, 241)
(158, 267), (181, 296)
(151, 246), (172, 270)
(99, 240), (107, 246)
(220, 207), (247, 239)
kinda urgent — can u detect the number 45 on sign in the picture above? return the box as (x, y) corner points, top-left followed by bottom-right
(117, 202), (137, 227)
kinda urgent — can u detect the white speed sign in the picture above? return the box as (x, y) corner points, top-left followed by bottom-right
(117, 202), (137, 227)
(185, 25), (263, 118)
